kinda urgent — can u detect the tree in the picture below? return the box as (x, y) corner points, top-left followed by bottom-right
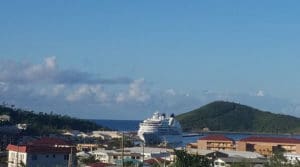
(172, 150), (211, 167)
(80, 155), (100, 165)
(264, 147), (300, 167)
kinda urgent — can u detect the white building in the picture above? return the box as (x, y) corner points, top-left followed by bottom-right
(7, 137), (76, 167)
(90, 149), (141, 164)
(124, 147), (172, 161)
(0, 114), (10, 122)
(214, 157), (266, 167)
(91, 131), (122, 139)
(90, 146), (172, 164)
(284, 153), (300, 165)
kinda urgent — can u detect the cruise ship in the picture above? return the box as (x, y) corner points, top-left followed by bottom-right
(137, 112), (182, 147)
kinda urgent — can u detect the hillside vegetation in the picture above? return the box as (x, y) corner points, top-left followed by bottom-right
(176, 101), (300, 133)
(0, 104), (106, 135)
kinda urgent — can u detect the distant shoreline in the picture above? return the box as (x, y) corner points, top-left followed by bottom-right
(188, 130), (299, 136)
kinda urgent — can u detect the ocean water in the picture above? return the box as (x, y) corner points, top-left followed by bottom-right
(92, 119), (300, 145)
(91, 119), (141, 131)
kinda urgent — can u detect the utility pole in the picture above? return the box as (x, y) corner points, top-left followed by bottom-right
(68, 147), (73, 167)
(164, 138), (167, 167)
(121, 132), (124, 167)
(142, 141), (144, 166)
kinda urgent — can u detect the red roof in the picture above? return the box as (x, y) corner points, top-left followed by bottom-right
(87, 162), (114, 167)
(239, 136), (300, 144)
(200, 135), (234, 142)
(144, 158), (169, 164)
(28, 137), (70, 146)
(6, 137), (74, 154)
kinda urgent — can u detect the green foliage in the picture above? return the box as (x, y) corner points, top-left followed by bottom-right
(0, 104), (107, 135)
(106, 137), (134, 150)
(264, 148), (300, 167)
(172, 150), (211, 167)
(230, 160), (255, 167)
(176, 101), (300, 133)
(81, 155), (100, 165)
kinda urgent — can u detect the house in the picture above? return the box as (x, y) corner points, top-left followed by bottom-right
(196, 135), (235, 151)
(86, 162), (115, 167)
(91, 149), (142, 164)
(186, 148), (264, 160)
(90, 146), (172, 164)
(7, 137), (76, 167)
(77, 143), (100, 152)
(0, 115), (10, 122)
(236, 136), (300, 157)
(143, 157), (170, 167)
(91, 131), (122, 139)
(123, 147), (172, 161)
(214, 157), (266, 167)
(284, 153), (300, 165)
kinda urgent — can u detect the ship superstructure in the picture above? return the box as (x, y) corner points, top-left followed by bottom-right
(137, 112), (182, 147)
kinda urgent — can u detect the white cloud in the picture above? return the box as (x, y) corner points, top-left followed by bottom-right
(66, 84), (108, 103)
(0, 57), (131, 85)
(165, 89), (176, 96)
(256, 90), (265, 97)
(0, 82), (8, 92)
(44, 56), (57, 69)
(116, 78), (150, 103)
(52, 84), (65, 96)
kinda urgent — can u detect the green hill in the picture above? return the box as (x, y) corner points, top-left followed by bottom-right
(0, 104), (106, 135)
(176, 101), (300, 133)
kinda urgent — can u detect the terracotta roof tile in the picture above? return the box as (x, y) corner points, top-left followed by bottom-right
(200, 135), (234, 142)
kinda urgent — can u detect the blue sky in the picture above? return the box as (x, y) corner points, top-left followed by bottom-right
(1, 1), (300, 119)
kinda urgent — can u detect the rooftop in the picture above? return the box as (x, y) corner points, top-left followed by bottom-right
(215, 157), (267, 164)
(6, 137), (73, 153)
(239, 136), (300, 144)
(28, 137), (71, 146)
(200, 135), (234, 142)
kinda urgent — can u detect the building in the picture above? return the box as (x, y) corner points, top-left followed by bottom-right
(77, 143), (100, 152)
(91, 131), (122, 139)
(7, 137), (76, 167)
(213, 157), (266, 167)
(90, 146), (172, 165)
(186, 148), (264, 160)
(196, 135), (235, 151)
(0, 115), (10, 122)
(236, 136), (300, 157)
(91, 149), (142, 164)
(284, 153), (300, 165)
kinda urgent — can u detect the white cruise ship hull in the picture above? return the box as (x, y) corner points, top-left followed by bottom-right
(138, 131), (183, 146)
(138, 112), (183, 147)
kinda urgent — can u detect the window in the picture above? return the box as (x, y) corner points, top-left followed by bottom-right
(220, 162), (225, 166)
(64, 155), (69, 160)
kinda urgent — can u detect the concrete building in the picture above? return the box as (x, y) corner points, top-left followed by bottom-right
(186, 148), (264, 160)
(77, 143), (99, 152)
(284, 153), (300, 165)
(90, 146), (172, 165)
(90, 149), (141, 164)
(214, 157), (266, 167)
(6, 137), (76, 167)
(0, 115), (10, 122)
(236, 136), (300, 157)
(196, 135), (235, 151)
